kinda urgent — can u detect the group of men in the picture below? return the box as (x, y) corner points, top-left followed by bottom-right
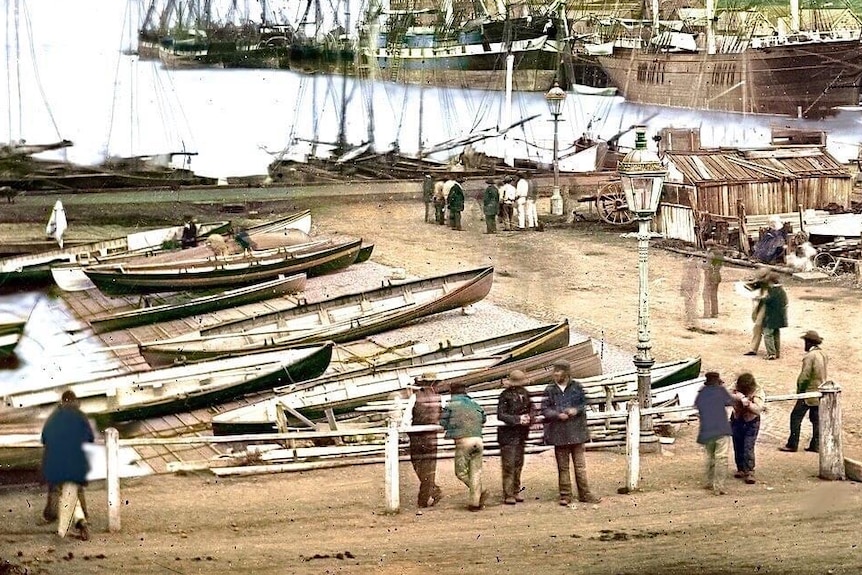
(695, 329), (828, 494)
(421, 172), (539, 234)
(408, 360), (600, 511)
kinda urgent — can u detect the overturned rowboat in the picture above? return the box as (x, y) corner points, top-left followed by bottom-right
(138, 266), (494, 367)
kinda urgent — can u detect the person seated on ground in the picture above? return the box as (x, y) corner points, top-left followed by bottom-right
(180, 215), (198, 248)
(751, 216), (789, 264)
(785, 232), (817, 272)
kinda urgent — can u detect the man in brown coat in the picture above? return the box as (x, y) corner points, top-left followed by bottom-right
(408, 373), (443, 507)
(780, 330), (828, 453)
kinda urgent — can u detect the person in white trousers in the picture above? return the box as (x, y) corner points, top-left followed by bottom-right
(515, 174), (529, 229)
(525, 175), (538, 229)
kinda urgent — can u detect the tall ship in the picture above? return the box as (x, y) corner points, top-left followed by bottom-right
(591, 0), (862, 118)
(366, 0), (568, 91)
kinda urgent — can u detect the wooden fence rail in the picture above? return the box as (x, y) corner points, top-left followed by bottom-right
(2, 383), (843, 532)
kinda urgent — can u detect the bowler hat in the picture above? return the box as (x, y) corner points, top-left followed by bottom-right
(704, 371), (723, 385)
(485, 178), (496, 184)
(450, 383), (468, 395)
(801, 330), (823, 344)
(415, 372), (439, 384)
(508, 369), (528, 383)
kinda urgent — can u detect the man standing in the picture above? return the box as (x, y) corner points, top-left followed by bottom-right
(422, 174), (435, 223)
(482, 178), (500, 234)
(781, 330), (828, 453)
(41, 390), (94, 540)
(515, 173), (529, 230)
(441, 383), (488, 511)
(433, 179), (446, 225)
(500, 176), (517, 230)
(730, 372), (765, 484)
(680, 255), (701, 331)
(744, 271), (770, 356)
(762, 272), (788, 360)
(525, 174), (538, 229)
(447, 176), (465, 231)
(702, 240), (723, 318)
(541, 360), (601, 506)
(694, 372), (734, 495)
(409, 373), (443, 508)
(497, 370), (533, 504)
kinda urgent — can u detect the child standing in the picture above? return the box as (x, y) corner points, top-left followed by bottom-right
(730, 373), (765, 484)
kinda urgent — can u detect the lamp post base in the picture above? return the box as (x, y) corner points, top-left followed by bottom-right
(550, 186), (563, 216)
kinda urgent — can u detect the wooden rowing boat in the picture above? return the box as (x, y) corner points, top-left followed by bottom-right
(0, 221), (231, 292)
(138, 266), (495, 367)
(573, 357), (702, 390)
(51, 210), (311, 292)
(82, 237), (363, 295)
(87, 274), (308, 334)
(212, 355), (503, 433)
(0, 320), (26, 357)
(211, 322), (582, 435)
(3, 344), (333, 425)
(355, 243), (374, 264)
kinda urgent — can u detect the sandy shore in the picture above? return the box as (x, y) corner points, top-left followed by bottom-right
(2, 194), (861, 574)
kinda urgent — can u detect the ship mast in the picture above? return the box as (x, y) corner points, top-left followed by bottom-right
(705, 0), (716, 54)
(790, 0), (800, 32)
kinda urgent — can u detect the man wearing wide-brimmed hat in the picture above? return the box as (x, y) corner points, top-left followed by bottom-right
(497, 370), (534, 505)
(409, 373), (443, 508)
(694, 372), (734, 495)
(541, 360), (601, 506)
(780, 330), (828, 453)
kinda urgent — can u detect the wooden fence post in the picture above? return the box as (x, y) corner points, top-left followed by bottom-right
(384, 420), (400, 512)
(624, 402), (641, 493)
(818, 382), (844, 480)
(105, 428), (121, 532)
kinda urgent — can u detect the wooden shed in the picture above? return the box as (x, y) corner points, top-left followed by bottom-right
(656, 145), (853, 244)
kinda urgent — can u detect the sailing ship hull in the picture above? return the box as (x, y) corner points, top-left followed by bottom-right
(596, 39), (862, 118)
(83, 239), (362, 295)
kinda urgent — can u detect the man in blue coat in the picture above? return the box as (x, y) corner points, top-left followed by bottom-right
(41, 390), (94, 540)
(541, 360), (601, 506)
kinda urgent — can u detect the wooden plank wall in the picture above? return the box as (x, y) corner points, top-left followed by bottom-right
(690, 177), (851, 217)
(655, 203), (697, 244)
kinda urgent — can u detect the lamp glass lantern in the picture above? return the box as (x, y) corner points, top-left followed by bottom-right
(545, 82), (567, 116)
(617, 128), (666, 219)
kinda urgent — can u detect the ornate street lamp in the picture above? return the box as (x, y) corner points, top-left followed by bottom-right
(545, 81), (567, 216)
(618, 126), (666, 432)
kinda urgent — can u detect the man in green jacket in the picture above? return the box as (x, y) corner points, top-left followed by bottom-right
(447, 177), (466, 231)
(761, 273), (788, 360)
(482, 178), (500, 234)
(441, 383), (488, 511)
(781, 330), (828, 453)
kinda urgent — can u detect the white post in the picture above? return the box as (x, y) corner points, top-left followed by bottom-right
(105, 427), (121, 532)
(384, 419), (400, 512)
(818, 382), (844, 480)
(503, 53), (515, 167)
(625, 402), (641, 492)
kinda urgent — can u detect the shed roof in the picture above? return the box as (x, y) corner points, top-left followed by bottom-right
(665, 147), (849, 185)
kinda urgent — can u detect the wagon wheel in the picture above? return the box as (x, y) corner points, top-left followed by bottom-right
(596, 182), (633, 225)
(814, 252), (837, 274)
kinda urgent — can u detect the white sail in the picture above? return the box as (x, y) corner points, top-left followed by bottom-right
(45, 200), (67, 248)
